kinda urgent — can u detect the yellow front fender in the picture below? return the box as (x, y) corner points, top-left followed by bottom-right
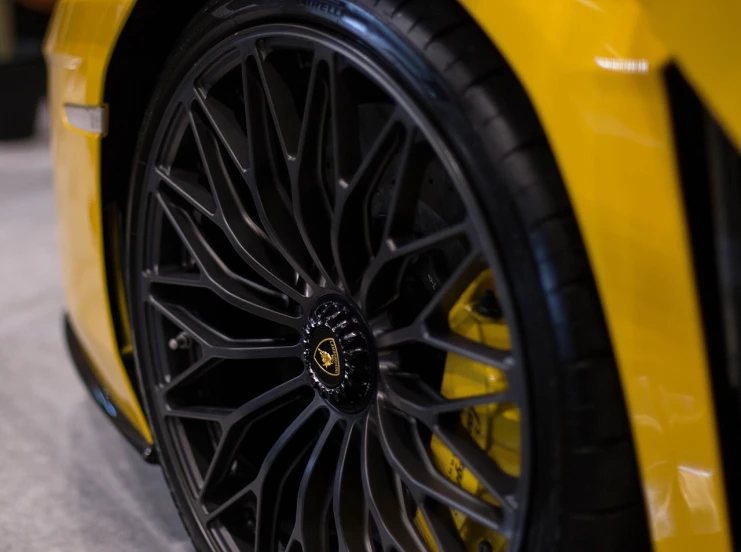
(44, 0), (151, 443)
(460, 0), (731, 550)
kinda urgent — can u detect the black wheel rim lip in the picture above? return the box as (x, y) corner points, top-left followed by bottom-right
(132, 20), (533, 552)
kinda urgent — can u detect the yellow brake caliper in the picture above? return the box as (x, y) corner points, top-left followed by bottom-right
(416, 270), (521, 551)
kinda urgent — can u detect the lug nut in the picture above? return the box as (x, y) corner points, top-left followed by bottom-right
(182, 255), (197, 270)
(245, 505), (256, 532)
(168, 332), (192, 351)
(478, 541), (493, 552)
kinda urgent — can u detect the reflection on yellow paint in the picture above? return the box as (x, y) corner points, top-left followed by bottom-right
(645, 459), (675, 541)
(678, 466), (721, 535)
(595, 56), (649, 73)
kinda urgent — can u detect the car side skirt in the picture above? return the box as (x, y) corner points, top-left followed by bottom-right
(64, 315), (156, 462)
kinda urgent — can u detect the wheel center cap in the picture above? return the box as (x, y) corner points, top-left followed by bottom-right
(303, 298), (375, 411)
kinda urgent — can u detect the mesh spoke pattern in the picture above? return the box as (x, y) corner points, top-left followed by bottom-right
(135, 27), (528, 552)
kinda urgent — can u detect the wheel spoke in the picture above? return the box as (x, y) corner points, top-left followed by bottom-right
(381, 372), (511, 427)
(188, 108), (268, 244)
(291, 56), (335, 284)
(288, 417), (343, 551)
(227, 374), (309, 428)
(417, 502), (466, 552)
(242, 55), (320, 290)
(379, 129), (421, 243)
(164, 405), (232, 423)
(194, 90), (251, 172)
(156, 166), (217, 218)
(329, 53), (361, 187)
(362, 415), (425, 552)
(375, 401), (509, 536)
(199, 430), (237, 500)
(359, 222), (470, 311)
(163, 356), (221, 394)
(377, 325), (513, 378)
(331, 114), (403, 292)
(252, 402), (326, 550)
(145, 269), (202, 288)
(148, 295), (303, 360)
(385, 223), (469, 260)
(200, 390), (306, 501)
(165, 375), (306, 431)
(206, 399), (323, 523)
(252, 41), (302, 159)
(416, 249), (485, 323)
(374, 249), (507, 361)
(333, 421), (368, 552)
(188, 103), (306, 304)
(434, 426), (517, 511)
(424, 332), (514, 373)
(155, 193), (303, 329)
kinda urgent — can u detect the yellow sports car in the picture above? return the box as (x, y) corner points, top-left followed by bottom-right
(44, 0), (741, 551)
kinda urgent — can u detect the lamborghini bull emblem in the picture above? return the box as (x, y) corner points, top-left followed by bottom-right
(313, 338), (340, 377)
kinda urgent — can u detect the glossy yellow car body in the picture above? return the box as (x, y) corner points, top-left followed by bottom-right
(44, 0), (740, 550)
(45, 0), (148, 439)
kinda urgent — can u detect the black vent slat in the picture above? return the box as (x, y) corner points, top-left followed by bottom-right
(666, 65), (740, 550)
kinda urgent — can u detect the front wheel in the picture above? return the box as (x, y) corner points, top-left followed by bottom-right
(127, 1), (650, 551)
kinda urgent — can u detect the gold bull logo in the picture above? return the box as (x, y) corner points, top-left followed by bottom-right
(313, 338), (340, 377)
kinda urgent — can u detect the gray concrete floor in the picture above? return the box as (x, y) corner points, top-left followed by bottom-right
(0, 113), (194, 551)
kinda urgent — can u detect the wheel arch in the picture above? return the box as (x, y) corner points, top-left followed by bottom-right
(458, 0), (733, 550)
(100, 0), (206, 396)
(103, 0), (206, 209)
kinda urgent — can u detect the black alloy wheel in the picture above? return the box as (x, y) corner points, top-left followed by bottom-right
(127, 1), (650, 551)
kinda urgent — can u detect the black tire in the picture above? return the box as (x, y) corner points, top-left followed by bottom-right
(127, 1), (650, 551)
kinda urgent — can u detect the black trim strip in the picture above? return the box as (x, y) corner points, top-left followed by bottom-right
(64, 314), (158, 464)
(666, 65), (740, 548)
(103, 203), (142, 405)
